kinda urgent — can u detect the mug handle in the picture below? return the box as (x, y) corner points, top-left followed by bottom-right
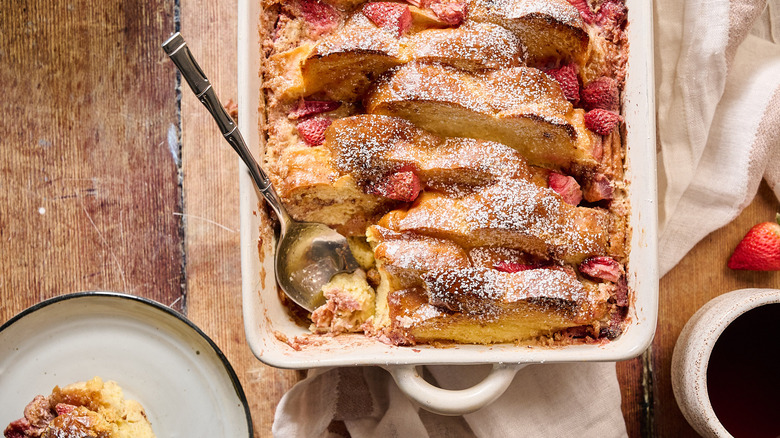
(383, 364), (526, 416)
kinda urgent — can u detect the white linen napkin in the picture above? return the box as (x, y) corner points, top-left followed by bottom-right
(656, 0), (780, 275)
(273, 1), (780, 436)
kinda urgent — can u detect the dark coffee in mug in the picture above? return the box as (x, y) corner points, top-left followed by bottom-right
(706, 303), (780, 438)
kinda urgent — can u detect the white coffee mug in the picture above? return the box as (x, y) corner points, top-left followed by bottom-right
(671, 288), (780, 437)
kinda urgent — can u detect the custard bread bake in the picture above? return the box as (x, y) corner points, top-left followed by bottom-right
(261, 0), (630, 346)
(4, 377), (156, 438)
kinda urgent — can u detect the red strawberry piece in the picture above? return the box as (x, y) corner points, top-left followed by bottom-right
(430, 1), (467, 26)
(584, 109), (622, 135)
(55, 403), (77, 416)
(596, 0), (627, 27)
(4, 418), (31, 438)
(362, 2), (413, 37)
(728, 214), (780, 271)
(583, 173), (614, 203)
(579, 256), (622, 282)
(297, 117), (331, 146)
(567, 0), (595, 24)
(493, 261), (536, 273)
(404, 0), (423, 6)
(298, 0), (339, 35)
(581, 76), (619, 111)
(615, 276), (629, 306)
(589, 134), (604, 161)
(369, 170), (422, 201)
(548, 172), (583, 205)
(288, 99), (341, 120)
(545, 64), (580, 103)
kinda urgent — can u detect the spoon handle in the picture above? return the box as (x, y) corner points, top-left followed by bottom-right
(162, 32), (291, 227)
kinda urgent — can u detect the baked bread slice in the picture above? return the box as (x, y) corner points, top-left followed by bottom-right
(324, 114), (535, 188)
(366, 62), (599, 173)
(267, 13), (525, 102)
(468, 0), (589, 65)
(387, 272), (609, 345)
(368, 225), (472, 289)
(377, 179), (613, 265)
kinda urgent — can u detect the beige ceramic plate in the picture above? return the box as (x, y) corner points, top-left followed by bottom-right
(0, 292), (252, 437)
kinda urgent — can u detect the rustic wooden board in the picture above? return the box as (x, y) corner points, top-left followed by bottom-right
(178, 1), (302, 437)
(0, 0), (183, 319)
(652, 181), (780, 437)
(618, 355), (649, 437)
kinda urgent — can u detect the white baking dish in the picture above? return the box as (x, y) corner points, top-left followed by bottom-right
(238, 0), (658, 415)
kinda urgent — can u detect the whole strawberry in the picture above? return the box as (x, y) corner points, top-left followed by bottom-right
(727, 214), (780, 271)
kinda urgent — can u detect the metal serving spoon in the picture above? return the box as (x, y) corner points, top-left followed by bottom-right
(162, 33), (359, 312)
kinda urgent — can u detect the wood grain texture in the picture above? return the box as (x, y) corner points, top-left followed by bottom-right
(0, 0), (183, 320)
(652, 181), (780, 437)
(178, 1), (302, 437)
(617, 355), (649, 437)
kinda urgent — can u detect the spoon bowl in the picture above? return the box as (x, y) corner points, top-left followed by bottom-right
(163, 32), (358, 312)
(275, 221), (359, 310)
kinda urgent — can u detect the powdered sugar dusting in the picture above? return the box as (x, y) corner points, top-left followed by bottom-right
(470, 0), (583, 27)
(371, 62), (572, 122)
(316, 12), (402, 57)
(391, 179), (609, 262)
(422, 267), (586, 320)
(406, 21), (526, 68)
(327, 115), (534, 186)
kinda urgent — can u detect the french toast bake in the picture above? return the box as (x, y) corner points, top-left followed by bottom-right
(261, 0), (630, 346)
(4, 377), (156, 438)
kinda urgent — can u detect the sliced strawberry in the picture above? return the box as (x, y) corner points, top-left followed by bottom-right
(590, 133), (604, 161)
(579, 256), (622, 282)
(567, 0), (595, 24)
(362, 2), (413, 37)
(297, 117), (331, 146)
(404, 0), (423, 6)
(298, 0), (339, 35)
(581, 76), (619, 111)
(4, 418), (31, 438)
(545, 64), (580, 103)
(288, 99), (341, 120)
(55, 403), (77, 415)
(548, 172), (582, 205)
(369, 170), (422, 201)
(584, 109), (622, 135)
(615, 276), (629, 306)
(583, 173), (614, 203)
(493, 261), (536, 273)
(596, 0), (627, 27)
(728, 214), (780, 271)
(430, 1), (467, 26)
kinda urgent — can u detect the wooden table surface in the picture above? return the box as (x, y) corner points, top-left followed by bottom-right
(1, 2), (778, 437)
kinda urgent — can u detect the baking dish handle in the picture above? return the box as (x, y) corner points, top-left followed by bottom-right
(384, 364), (525, 416)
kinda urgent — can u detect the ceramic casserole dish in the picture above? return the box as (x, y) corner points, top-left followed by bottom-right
(238, 0), (658, 415)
